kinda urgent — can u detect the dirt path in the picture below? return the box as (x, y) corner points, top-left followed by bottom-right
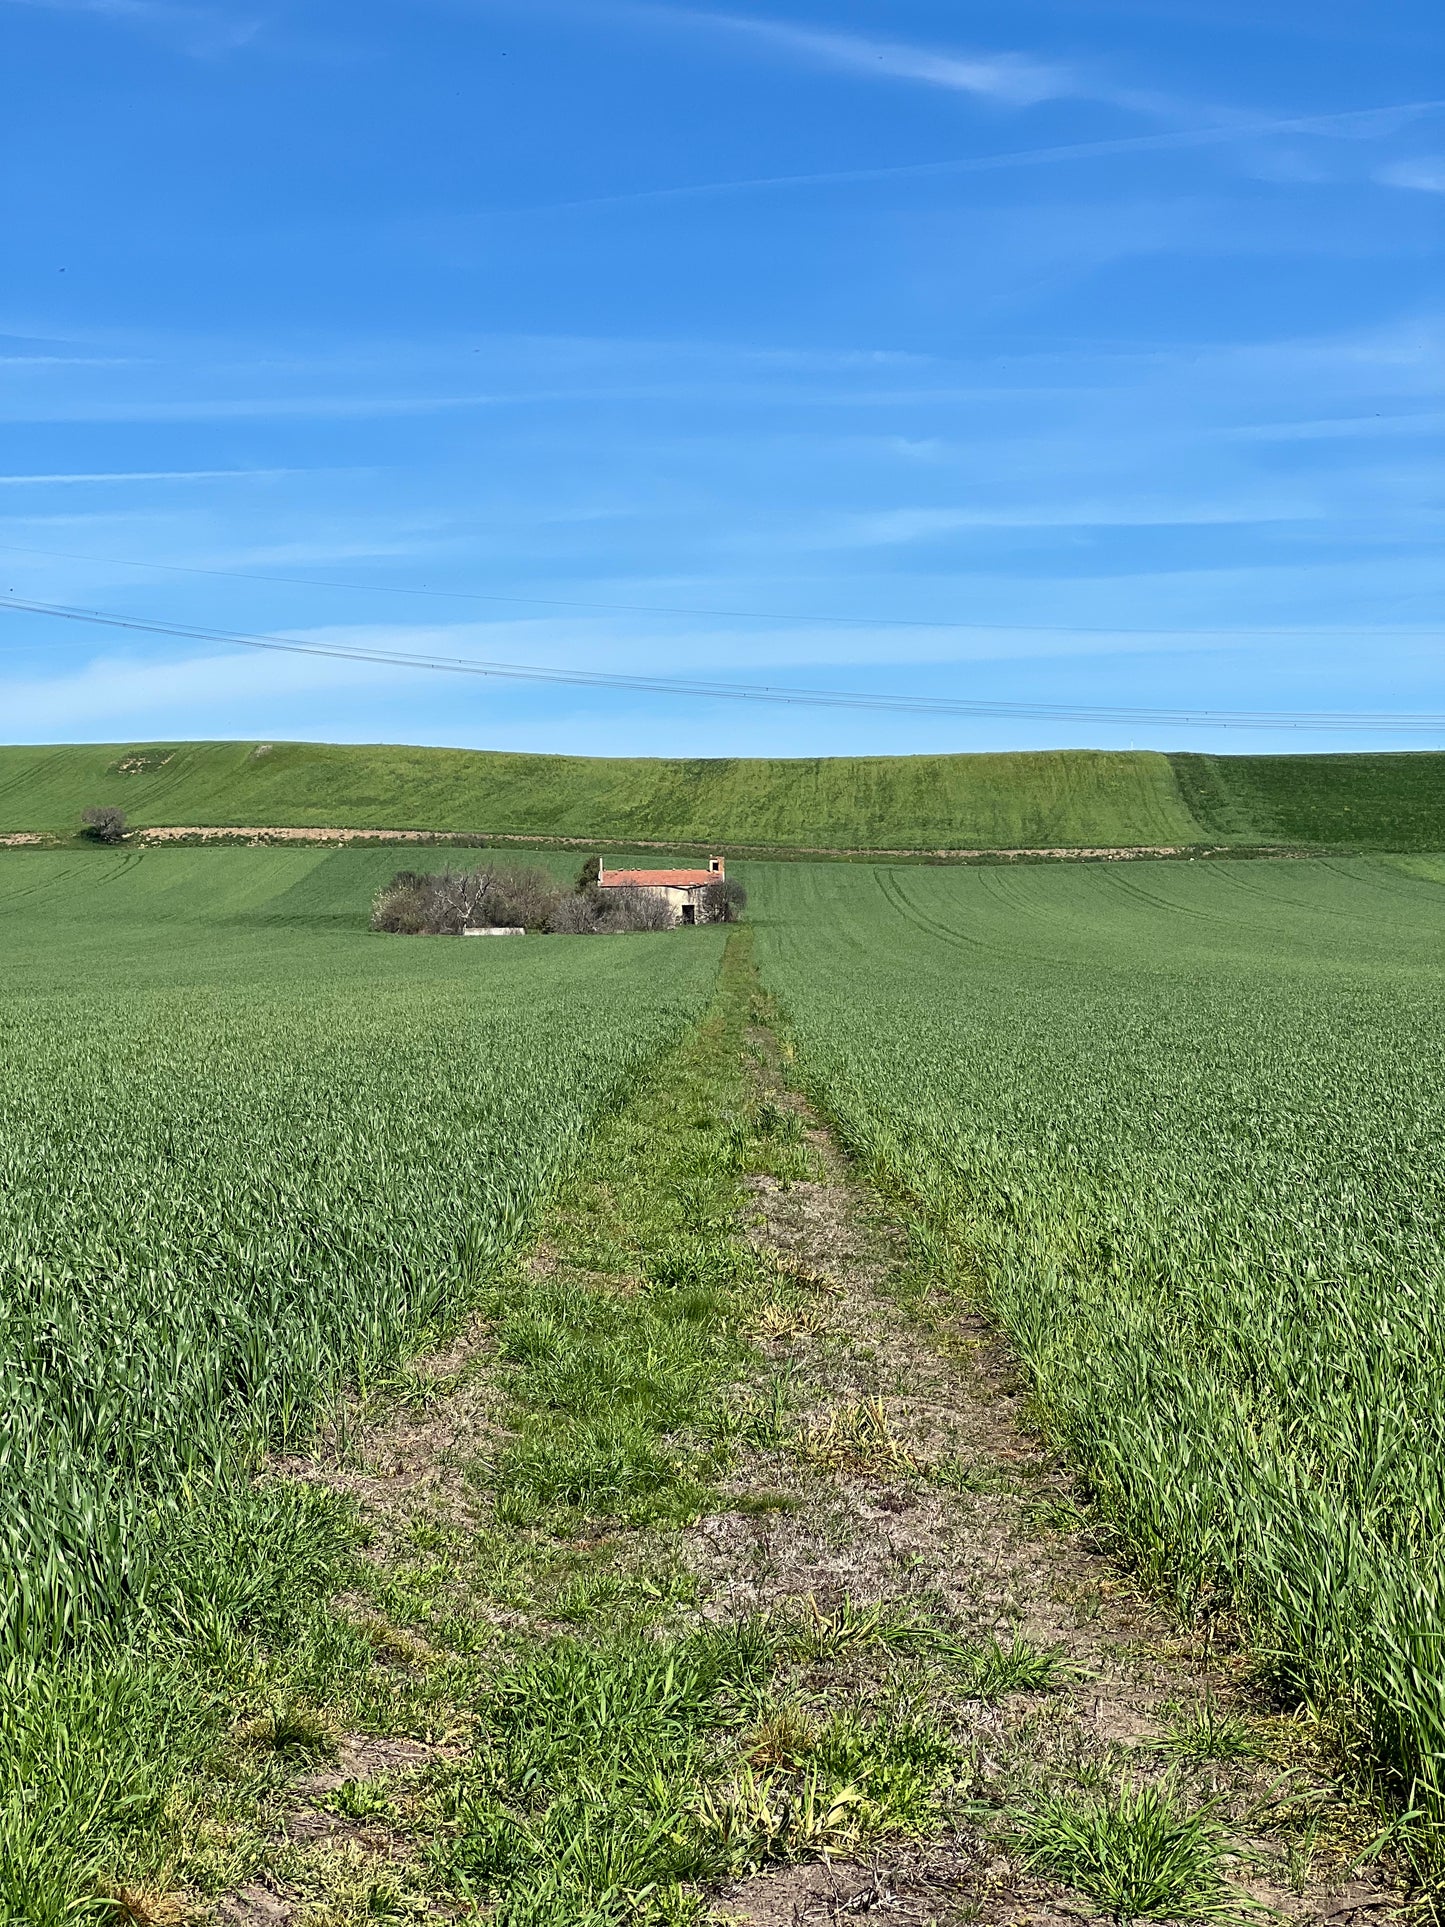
(698, 1033), (1402, 1926)
(220, 985), (1403, 1927)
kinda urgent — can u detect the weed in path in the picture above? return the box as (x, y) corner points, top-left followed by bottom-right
(492, 1414), (711, 1528)
(789, 1593), (940, 1662)
(232, 1701), (338, 1761)
(784, 1596), (1068, 1703)
(746, 1704), (821, 1770)
(963, 1634), (1071, 1700)
(441, 1622), (783, 1920)
(793, 1396), (920, 1473)
(1162, 1697), (1267, 1764)
(328, 1776), (396, 1821)
(1018, 1779), (1255, 1922)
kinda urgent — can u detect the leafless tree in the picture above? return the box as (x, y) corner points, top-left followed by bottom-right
(482, 865), (563, 929)
(601, 886), (678, 932)
(81, 805), (127, 844)
(549, 892), (605, 934)
(370, 863), (563, 934)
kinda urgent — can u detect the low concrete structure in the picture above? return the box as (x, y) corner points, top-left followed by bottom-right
(462, 925), (526, 937)
(597, 856), (724, 924)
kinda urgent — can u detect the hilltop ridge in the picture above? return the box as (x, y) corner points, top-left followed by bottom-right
(0, 740), (1441, 852)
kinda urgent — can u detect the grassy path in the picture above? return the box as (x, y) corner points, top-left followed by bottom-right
(185, 939), (1404, 1927)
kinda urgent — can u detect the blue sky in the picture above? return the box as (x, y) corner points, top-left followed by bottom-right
(2, 0), (1441, 756)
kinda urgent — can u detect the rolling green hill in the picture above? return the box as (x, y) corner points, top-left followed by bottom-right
(1168, 751), (1445, 851)
(0, 740), (1202, 850)
(1, 740), (1442, 852)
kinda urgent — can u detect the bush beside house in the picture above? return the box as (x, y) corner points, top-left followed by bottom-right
(370, 859), (747, 936)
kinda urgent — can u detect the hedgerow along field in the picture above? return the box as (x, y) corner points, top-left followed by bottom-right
(0, 845), (723, 1920)
(753, 852), (1445, 1834)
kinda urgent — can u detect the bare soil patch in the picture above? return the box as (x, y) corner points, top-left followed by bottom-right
(271, 1313), (503, 1562)
(128, 824), (1274, 863)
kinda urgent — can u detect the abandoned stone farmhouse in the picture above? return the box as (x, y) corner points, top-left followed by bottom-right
(597, 856), (724, 923)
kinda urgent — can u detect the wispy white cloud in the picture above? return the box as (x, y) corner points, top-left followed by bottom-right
(509, 101), (1445, 218)
(832, 499), (1327, 547)
(615, 6), (1443, 137)
(676, 9), (1079, 108)
(0, 468), (305, 485)
(0, 0), (260, 56)
(0, 645), (411, 735)
(1379, 156), (1445, 193)
(3, 603), (1432, 750)
(0, 309), (1436, 742)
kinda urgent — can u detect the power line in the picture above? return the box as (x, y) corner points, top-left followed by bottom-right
(0, 537), (1422, 640)
(3, 592), (1444, 733)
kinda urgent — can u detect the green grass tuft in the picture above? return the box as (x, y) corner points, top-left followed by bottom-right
(1163, 1699), (1267, 1764)
(1018, 1780), (1252, 1922)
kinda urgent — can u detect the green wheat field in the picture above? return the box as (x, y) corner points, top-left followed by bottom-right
(5, 759), (1445, 1919)
(4, 738), (1445, 849)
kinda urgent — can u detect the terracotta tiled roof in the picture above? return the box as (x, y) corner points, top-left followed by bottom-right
(599, 868), (716, 889)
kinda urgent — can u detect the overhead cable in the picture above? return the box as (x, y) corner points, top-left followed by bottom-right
(3, 593), (1444, 733)
(0, 538), (1424, 640)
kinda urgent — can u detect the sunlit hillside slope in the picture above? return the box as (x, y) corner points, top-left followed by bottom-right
(0, 742), (1199, 849)
(2, 741), (1442, 851)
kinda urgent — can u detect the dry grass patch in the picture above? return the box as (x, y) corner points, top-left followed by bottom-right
(792, 1396), (922, 1475)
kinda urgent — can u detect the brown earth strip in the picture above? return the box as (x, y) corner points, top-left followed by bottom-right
(701, 1036), (1404, 1926)
(124, 825), (1279, 863)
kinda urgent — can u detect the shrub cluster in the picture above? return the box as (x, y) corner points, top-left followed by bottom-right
(371, 864), (559, 935)
(697, 878), (748, 924)
(370, 861), (748, 936)
(80, 805), (127, 843)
